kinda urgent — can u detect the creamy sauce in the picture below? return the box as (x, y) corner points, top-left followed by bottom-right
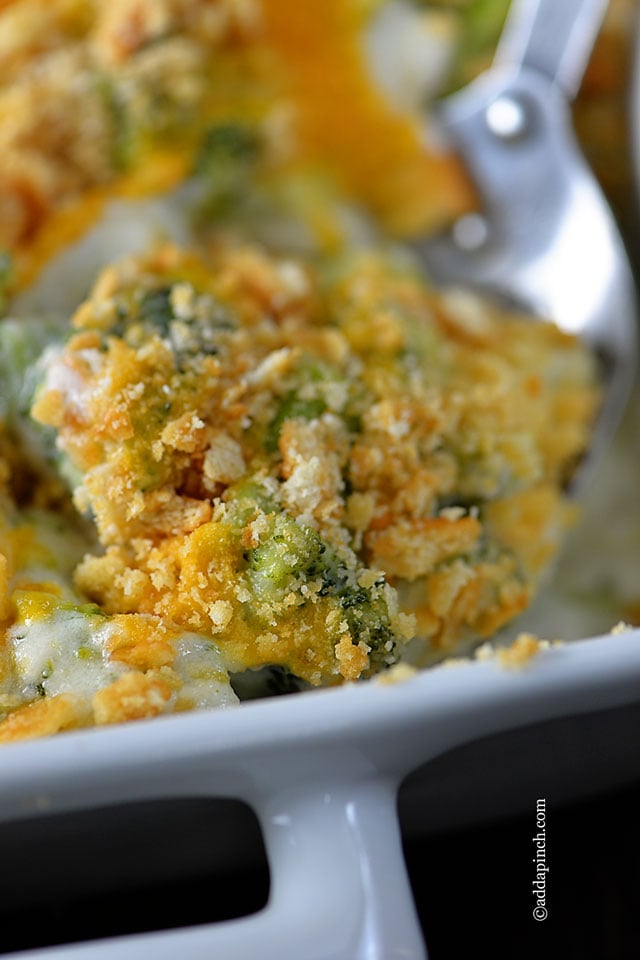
(9, 603), (126, 703)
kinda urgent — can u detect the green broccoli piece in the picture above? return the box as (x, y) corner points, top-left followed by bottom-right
(0, 317), (66, 420)
(102, 283), (235, 372)
(0, 318), (74, 490)
(245, 512), (398, 668)
(246, 513), (343, 599)
(0, 251), (14, 314)
(265, 392), (327, 453)
(193, 122), (262, 221)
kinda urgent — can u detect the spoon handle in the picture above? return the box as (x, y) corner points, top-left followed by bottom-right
(495, 0), (608, 98)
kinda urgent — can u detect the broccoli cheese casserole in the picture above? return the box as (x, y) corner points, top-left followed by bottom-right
(0, 240), (599, 741)
(0, 0), (613, 742)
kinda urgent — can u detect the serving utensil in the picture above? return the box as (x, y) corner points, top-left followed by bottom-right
(418, 0), (637, 480)
(1, 3), (640, 960)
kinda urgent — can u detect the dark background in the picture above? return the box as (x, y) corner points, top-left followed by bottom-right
(406, 779), (640, 960)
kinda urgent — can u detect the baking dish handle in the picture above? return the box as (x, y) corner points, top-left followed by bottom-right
(6, 631), (640, 959)
(7, 774), (424, 960)
(183, 774), (427, 960)
(250, 774), (426, 960)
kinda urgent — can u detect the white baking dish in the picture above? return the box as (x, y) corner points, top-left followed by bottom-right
(1, 5), (640, 957)
(1, 626), (640, 959)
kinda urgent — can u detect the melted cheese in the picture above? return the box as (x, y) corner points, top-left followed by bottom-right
(259, 0), (473, 234)
(2, 0), (474, 291)
(9, 596), (126, 702)
(4, 591), (238, 722)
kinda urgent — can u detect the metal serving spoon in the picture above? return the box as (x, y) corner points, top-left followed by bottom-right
(418, 0), (637, 481)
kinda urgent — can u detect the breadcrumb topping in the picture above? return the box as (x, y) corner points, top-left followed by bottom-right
(0, 239), (600, 742)
(0, 1), (626, 745)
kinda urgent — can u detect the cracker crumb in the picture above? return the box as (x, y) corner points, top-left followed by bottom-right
(375, 662), (417, 686)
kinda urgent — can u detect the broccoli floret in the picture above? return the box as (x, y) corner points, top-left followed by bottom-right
(0, 317), (65, 421)
(245, 512), (398, 667)
(104, 283), (235, 369)
(0, 318), (75, 494)
(338, 585), (397, 667)
(246, 513), (341, 599)
(94, 74), (134, 172)
(193, 122), (262, 221)
(264, 355), (368, 454)
(0, 251), (13, 314)
(224, 479), (278, 529)
(265, 392), (327, 453)
(137, 286), (175, 337)
(194, 123), (260, 176)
